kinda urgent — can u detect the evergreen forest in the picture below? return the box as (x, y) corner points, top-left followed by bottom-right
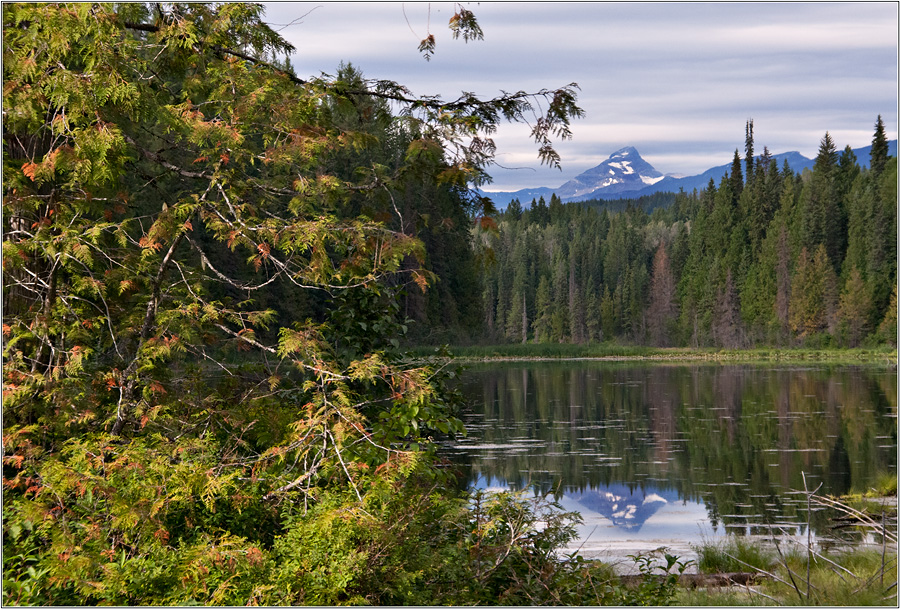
(477, 121), (897, 349)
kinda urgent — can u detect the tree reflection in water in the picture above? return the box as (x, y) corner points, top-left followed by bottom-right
(445, 363), (897, 540)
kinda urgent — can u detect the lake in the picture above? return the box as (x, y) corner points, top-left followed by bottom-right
(443, 361), (897, 566)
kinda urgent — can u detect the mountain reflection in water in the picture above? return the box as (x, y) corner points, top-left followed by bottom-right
(572, 484), (673, 532)
(446, 362), (897, 542)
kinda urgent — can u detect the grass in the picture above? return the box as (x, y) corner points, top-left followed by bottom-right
(675, 587), (775, 606)
(681, 540), (898, 606)
(695, 536), (779, 574)
(865, 473), (899, 498)
(406, 342), (898, 364)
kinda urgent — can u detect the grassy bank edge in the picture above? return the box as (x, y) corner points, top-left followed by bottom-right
(408, 343), (898, 365)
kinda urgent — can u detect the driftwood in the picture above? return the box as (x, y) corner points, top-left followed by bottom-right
(830, 511), (898, 536)
(619, 572), (765, 589)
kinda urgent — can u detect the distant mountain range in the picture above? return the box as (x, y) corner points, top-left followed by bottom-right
(483, 140), (898, 208)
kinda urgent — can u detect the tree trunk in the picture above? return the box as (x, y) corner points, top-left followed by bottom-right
(521, 293), (527, 344)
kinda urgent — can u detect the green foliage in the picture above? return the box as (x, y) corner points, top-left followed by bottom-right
(2, 3), (588, 606)
(621, 551), (693, 606)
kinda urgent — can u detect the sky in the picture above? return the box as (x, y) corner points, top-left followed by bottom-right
(262, 2), (899, 192)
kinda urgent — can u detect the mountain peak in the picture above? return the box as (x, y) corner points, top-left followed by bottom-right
(610, 146), (640, 159)
(555, 145), (664, 199)
(481, 139), (897, 208)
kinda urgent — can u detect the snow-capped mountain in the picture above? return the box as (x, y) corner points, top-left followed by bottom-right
(481, 139), (897, 208)
(480, 146), (671, 206)
(555, 146), (666, 200)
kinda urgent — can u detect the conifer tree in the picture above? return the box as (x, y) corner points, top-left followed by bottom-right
(877, 284), (897, 345)
(838, 145), (860, 202)
(868, 157), (898, 319)
(533, 275), (553, 343)
(714, 270), (742, 348)
(774, 226), (793, 341)
(790, 245), (838, 339)
(837, 266), (871, 347)
(801, 132), (844, 271)
(532, 195), (549, 226)
(744, 119), (755, 182)
(647, 244), (677, 346)
(506, 198), (523, 220)
(583, 275), (601, 342)
(730, 149), (744, 203)
(870, 114), (889, 177)
(600, 284), (616, 341)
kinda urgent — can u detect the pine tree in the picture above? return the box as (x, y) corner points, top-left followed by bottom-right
(506, 197), (523, 220)
(801, 132), (844, 271)
(600, 284), (616, 341)
(877, 283), (897, 345)
(549, 192), (565, 224)
(870, 114), (889, 177)
(789, 245), (837, 339)
(858, 156), (897, 327)
(730, 149), (744, 203)
(551, 247), (569, 341)
(744, 119), (755, 183)
(568, 250), (584, 343)
(837, 266), (871, 346)
(583, 275), (601, 342)
(531, 195), (549, 226)
(774, 226), (792, 341)
(714, 270), (742, 348)
(533, 275), (553, 343)
(647, 244), (677, 346)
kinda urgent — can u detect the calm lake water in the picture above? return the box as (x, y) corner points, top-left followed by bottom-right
(444, 362), (897, 562)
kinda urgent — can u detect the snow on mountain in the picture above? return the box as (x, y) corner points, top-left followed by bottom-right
(481, 139), (898, 208)
(555, 147), (664, 200)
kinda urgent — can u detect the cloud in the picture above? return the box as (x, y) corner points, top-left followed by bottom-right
(262, 2), (898, 191)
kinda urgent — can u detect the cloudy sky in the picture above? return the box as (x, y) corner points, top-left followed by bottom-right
(262, 2), (898, 192)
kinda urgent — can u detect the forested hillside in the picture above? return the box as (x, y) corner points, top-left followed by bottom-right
(478, 120), (897, 348)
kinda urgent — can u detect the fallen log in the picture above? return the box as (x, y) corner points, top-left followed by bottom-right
(618, 572), (765, 589)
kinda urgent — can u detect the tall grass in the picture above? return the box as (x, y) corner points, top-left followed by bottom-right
(685, 486), (899, 606)
(685, 541), (897, 606)
(695, 537), (779, 574)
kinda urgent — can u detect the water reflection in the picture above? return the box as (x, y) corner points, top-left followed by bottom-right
(570, 484), (674, 532)
(447, 363), (897, 542)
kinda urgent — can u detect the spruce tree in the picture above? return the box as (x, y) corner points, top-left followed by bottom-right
(744, 119), (755, 183)
(837, 266), (871, 346)
(647, 244), (677, 346)
(790, 245), (838, 339)
(870, 114), (889, 177)
(506, 197), (523, 219)
(801, 132), (844, 271)
(533, 275), (553, 343)
(877, 284), (897, 345)
(714, 270), (742, 348)
(730, 149), (744, 203)
(774, 226), (792, 341)
(600, 284), (616, 341)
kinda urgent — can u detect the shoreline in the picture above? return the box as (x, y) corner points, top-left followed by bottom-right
(411, 347), (898, 365)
